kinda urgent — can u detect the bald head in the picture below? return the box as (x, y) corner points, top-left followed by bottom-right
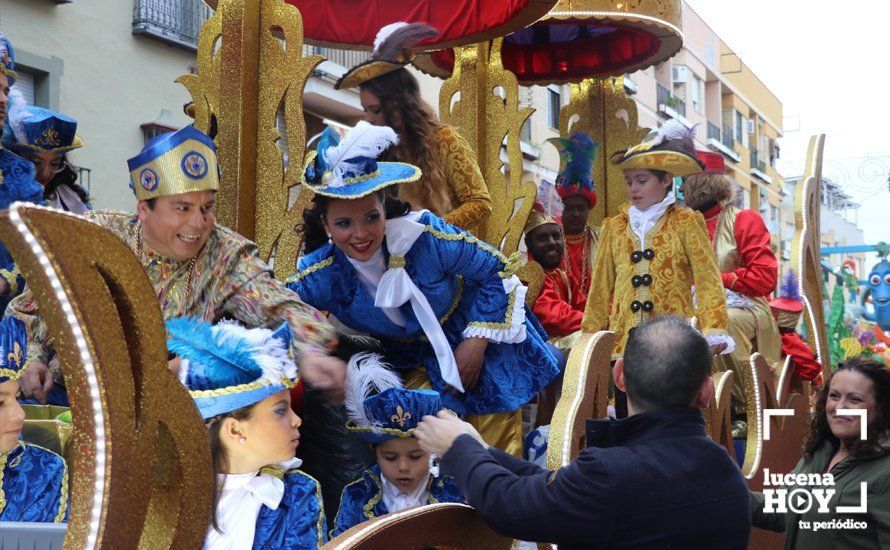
(622, 316), (713, 413)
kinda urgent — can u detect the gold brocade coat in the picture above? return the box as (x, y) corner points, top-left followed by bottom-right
(581, 202), (728, 357)
(397, 126), (492, 231)
(9, 211), (337, 383)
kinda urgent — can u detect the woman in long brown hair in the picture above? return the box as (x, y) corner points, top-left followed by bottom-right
(335, 22), (491, 232)
(750, 357), (890, 549)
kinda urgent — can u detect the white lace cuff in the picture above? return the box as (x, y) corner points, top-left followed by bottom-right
(463, 275), (528, 344)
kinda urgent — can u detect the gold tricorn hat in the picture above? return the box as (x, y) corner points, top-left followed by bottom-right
(335, 22), (439, 90)
(610, 119), (704, 177)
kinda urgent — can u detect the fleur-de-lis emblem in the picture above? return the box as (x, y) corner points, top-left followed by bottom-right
(7, 341), (22, 367)
(390, 406), (412, 427)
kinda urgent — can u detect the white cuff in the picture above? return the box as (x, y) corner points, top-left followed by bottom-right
(705, 333), (736, 355)
(462, 275), (528, 344)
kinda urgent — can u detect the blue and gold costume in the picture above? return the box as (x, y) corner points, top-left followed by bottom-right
(331, 354), (464, 538)
(0, 441), (68, 523)
(0, 314), (67, 523)
(0, 34), (44, 311)
(290, 211), (559, 416)
(289, 122), (559, 454)
(331, 464), (462, 538)
(167, 319), (327, 549)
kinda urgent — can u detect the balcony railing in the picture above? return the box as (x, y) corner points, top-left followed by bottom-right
(305, 46), (371, 70)
(750, 150), (767, 173)
(707, 121), (721, 142)
(132, 0), (213, 51)
(721, 122), (735, 150)
(656, 83), (686, 117)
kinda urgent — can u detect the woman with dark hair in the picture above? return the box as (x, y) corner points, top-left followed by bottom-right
(335, 22), (491, 232)
(5, 105), (90, 214)
(167, 318), (327, 549)
(751, 357), (890, 549)
(580, 120), (732, 417)
(288, 122), (559, 455)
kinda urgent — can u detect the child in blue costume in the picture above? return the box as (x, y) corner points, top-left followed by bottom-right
(0, 315), (68, 522)
(331, 353), (462, 538)
(167, 318), (326, 549)
(287, 122), (559, 455)
(0, 34), (45, 313)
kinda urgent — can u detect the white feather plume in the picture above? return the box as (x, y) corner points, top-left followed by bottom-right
(322, 121), (399, 185)
(373, 22), (409, 55)
(536, 180), (564, 219)
(649, 119), (693, 148)
(7, 86), (31, 145)
(345, 352), (403, 428)
(210, 321), (297, 384)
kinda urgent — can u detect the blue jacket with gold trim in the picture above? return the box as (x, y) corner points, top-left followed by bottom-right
(0, 441), (68, 523)
(252, 470), (327, 549)
(288, 211), (559, 416)
(330, 464), (463, 538)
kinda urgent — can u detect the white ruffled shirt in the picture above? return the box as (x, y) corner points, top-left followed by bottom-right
(204, 457), (302, 550)
(381, 474), (431, 513)
(627, 193), (676, 246)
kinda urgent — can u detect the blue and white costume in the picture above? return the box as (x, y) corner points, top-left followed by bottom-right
(166, 319), (327, 549)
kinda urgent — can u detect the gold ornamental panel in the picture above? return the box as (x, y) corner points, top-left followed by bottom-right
(0, 205), (212, 548)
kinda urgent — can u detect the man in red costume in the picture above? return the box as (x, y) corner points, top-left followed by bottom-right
(769, 271), (824, 387)
(547, 132), (600, 308)
(682, 151), (781, 435)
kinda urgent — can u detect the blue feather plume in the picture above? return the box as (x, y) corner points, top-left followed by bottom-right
(166, 317), (264, 390)
(779, 270), (802, 301)
(549, 132), (599, 190)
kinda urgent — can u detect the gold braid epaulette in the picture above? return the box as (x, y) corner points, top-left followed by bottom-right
(422, 226), (516, 277)
(286, 256), (334, 284)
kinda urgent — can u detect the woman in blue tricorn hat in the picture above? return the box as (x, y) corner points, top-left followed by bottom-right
(287, 121), (560, 456)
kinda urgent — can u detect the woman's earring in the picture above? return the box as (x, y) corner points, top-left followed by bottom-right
(239, 437), (246, 445)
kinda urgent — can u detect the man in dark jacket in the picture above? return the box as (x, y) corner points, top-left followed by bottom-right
(416, 316), (751, 549)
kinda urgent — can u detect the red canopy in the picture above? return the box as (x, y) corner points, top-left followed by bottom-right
(417, 1), (683, 85)
(284, 0), (558, 50)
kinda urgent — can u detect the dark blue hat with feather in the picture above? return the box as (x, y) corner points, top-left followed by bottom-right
(166, 318), (297, 419)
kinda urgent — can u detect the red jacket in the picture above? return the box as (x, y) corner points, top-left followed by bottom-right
(533, 268), (583, 339)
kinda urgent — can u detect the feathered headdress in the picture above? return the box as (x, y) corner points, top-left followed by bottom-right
(546, 132), (599, 207)
(345, 352), (444, 443)
(524, 180), (563, 234)
(166, 318), (297, 419)
(0, 32), (17, 84)
(336, 22), (439, 90)
(610, 119), (704, 177)
(2, 103), (85, 153)
(302, 120), (421, 198)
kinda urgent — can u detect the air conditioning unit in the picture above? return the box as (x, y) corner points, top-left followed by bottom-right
(747, 119), (756, 134)
(672, 66), (688, 84)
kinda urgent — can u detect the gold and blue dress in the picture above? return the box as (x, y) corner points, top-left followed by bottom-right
(288, 211), (560, 416)
(330, 464), (462, 538)
(243, 469), (326, 549)
(0, 441), (68, 523)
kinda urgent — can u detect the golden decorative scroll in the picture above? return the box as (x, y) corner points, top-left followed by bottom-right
(559, 77), (650, 226)
(517, 260), (545, 306)
(179, 0), (322, 279)
(323, 502), (512, 549)
(438, 40), (536, 255)
(703, 369), (736, 461)
(546, 331), (615, 469)
(791, 134), (829, 379)
(0, 205), (212, 548)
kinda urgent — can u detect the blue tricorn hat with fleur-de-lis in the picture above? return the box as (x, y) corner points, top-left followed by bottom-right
(0, 316), (28, 385)
(345, 352), (444, 443)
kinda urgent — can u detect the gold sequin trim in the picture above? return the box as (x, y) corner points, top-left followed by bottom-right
(286, 257), (334, 284)
(0, 368), (22, 381)
(466, 284), (519, 331)
(363, 470), (384, 519)
(0, 446), (7, 516)
(422, 226), (509, 264)
(388, 255), (406, 269)
(54, 453), (68, 522)
(188, 375), (296, 398)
